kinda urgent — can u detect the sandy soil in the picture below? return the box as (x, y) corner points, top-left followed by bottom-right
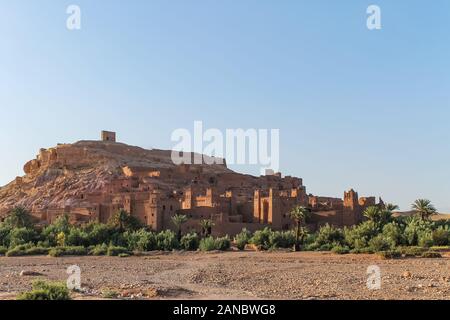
(1, 251), (450, 300)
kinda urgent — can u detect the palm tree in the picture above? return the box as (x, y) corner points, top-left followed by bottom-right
(172, 214), (188, 241)
(384, 203), (400, 212)
(363, 206), (381, 223)
(289, 206), (309, 252)
(412, 199), (437, 220)
(5, 206), (33, 228)
(199, 219), (214, 237)
(363, 206), (393, 226)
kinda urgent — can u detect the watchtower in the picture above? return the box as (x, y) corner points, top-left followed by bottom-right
(101, 131), (116, 142)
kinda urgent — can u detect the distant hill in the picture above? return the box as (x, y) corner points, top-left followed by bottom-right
(393, 211), (450, 221)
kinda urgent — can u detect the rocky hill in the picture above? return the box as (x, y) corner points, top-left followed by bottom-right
(0, 140), (231, 216)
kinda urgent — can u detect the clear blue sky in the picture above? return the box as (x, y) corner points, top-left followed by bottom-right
(1, 1), (449, 211)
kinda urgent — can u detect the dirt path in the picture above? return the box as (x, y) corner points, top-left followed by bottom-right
(1, 251), (450, 300)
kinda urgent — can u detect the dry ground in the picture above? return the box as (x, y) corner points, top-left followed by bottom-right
(1, 251), (450, 300)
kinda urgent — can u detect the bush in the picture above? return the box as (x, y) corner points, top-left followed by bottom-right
(0, 246), (7, 255)
(84, 223), (114, 246)
(180, 233), (200, 251)
(304, 242), (320, 251)
(404, 217), (434, 246)
(124, 229), (156, 252)
(270, 231), (297, 249)
(66, 228), (89, 247)
(0, 225), (12, 247)
(250, 228), (273, 251)
(350, 247), (374, 254)
(315, 224), (345, 247)
(215, 236), (231, 251)
(156, 230), (179, 251)
(9, 228), (38, 248)
(382, 222), (404, 246)
(102, 289), (119, 299)
(378, 250), (402, 260)
(432, 227), (450, 246)
(89, 244), (109, 256)
(6, 247), (26, 257)
(235, 229), (252, 250)
(107, 246), (130, 257)
(418, 231), (434, 248)
(344, 221), (379, 250)
(199, 237), (216, 252)
(369, 234), (395, 252)
(17, 280), (70, 300)
(48, 246), (87, 257)
(331, 245), (350, 255)
(25, 247), (50, 256)
(421, 251), (442, 259)
(318, 243), (333, 252)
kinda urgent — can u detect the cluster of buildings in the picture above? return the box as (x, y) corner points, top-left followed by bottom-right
(1, 131), (382, 235)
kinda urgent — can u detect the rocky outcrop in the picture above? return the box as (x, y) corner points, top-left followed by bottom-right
(0, 140), (231, 217)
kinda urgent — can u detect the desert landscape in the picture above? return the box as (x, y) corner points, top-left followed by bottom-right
(1, 251), (450, 300)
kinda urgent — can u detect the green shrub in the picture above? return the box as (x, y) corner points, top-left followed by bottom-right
(0, 226), (12, 247)
(89, 244), (109, 256)
(349, 247), (374, 254)
(215, 236), (231, 251)
(84, 223), (114, 245)
(369, 234), (395, 252)
(344, 221), (379, 250)
(102, 289), (119, 299)
(318, 243), (333, 251)
(235, 229), (252, 250)
(48, 246), (87, 257)
(25, 247), (50, 256)
(304, 242), (320, 251)
(382, 222), (404, 246)
(66, 228), (89, 247)
(378, 250), (402, 260)
(9, 228), (38, 248)
(199, 237), (216, 252)
(180, 233), (200, 251)
(418, 231), (434, 248)
(315, 224), (345, 247)
(432, 227), (450, 246)
(271, 230), (297, 249)
(124, 229), (156, 252)
(6, 247), (26, 257)
(17, 280), (70, 300)
(331, 245), (350, 255)
(0, 246), (7, 255)
(250, 228), (273, 250)
(156, 230), (179, 251)
(421, 251), (442, 259)
(404, 217), (434, 246)
(107, 246), (130, 257)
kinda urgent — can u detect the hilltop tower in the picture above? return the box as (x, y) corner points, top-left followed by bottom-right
(101, 131), (116, 142)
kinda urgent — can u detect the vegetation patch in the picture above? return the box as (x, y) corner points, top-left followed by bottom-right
(17, 280), (71, 300)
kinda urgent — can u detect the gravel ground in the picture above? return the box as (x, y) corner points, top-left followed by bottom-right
(1, 251), (450, 300)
